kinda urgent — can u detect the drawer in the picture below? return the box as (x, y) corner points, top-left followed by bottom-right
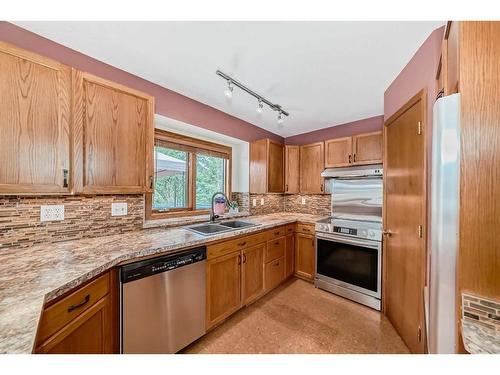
(38, 272), (110, 343)
(295, 223), (315, 235)
(207, 231), (268, 259)
(264, 256), (285, 291)
(285, 224), (295, 235)
(265, 237), (285, 263)
(266, 226), (286, 241)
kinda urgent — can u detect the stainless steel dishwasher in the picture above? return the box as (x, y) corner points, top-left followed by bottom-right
(120, 246), (206, 353)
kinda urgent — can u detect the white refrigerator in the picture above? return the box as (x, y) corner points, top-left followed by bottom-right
(428, 93), (460, 354)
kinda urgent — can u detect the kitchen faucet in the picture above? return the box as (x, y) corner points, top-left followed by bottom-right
(210, 192), (229, 222)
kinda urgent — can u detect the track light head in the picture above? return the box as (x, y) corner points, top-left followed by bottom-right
(224, 80), (233, 99)
(256, 99), (264, 114)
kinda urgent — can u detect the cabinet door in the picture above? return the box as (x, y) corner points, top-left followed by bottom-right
(242, 244), (265, 305)
(299, 142), (325, 193)
(264, 257), (285, 292)
(324, 137), (352, 167)
(353, 131), (383, 165)
(284, 145), (300, 193)
(36, 296), (112, 354)
(267, 140), (284, 193)
(73, 71), (154, 194)
(285, 233), (295, 278)
(0, 41), (72, 194)
(206, 251), (242, 329)
(295, 233), (315, 281)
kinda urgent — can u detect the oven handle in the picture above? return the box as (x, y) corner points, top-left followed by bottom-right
(315, 232), (380, 250)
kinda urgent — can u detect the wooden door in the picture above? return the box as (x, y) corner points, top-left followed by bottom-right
(206, 251), (242, 329)
(242, 244), (264, 305)
(36, 296), (112, 354)
(267, 140), (284, 192)
(0, 41), (72, 194)
(299, 142), (325, 193)
(73, 71), (154, 194)
(383, 91), (426, 354)
(285, 233), (295, 278)
(353, 131), (383, 165)
(295, 233), (315, 280)
(284, 145), (300, 193)
(324, 137), (352, 167)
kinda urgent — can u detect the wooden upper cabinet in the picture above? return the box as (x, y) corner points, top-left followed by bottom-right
(324, 131), (382, 168)
(73, 71), (154, 194)
(284, 145), (300, 194)
(299, 142), (324, 194)
(249, 139), (284, 193)
(0, 41), (72, 195)
(325, 137), (352, 168)
(352, 131), (383, 165)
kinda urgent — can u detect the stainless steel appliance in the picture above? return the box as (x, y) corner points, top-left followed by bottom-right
(316, 164), (383, 310)
(428, 93), (460, 353)
(120, 246), (206, 353)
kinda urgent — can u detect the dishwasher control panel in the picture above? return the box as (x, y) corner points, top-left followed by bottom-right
(120, 246), (206, 283)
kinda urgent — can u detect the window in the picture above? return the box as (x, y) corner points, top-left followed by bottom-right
(146, 129), (231, 219)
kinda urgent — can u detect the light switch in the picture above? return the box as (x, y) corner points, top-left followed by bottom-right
(301, 197), (306, 205)
(252, 199), (257, 207)
(40, 205), (65, 222)
(111, 202), (128, 216)
(260, 198), (264, 206)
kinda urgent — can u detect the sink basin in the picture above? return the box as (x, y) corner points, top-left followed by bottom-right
(184, 220), (259, 236)
(184, 223), (234, 236)
(219, 220), (258, 229)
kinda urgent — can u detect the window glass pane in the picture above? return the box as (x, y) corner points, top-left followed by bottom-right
(195, 154), (225, 210)
(153, 147), (188, 210)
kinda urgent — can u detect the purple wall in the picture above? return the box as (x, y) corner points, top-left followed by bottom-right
(285, 115), (383, 145)
(0, 22), (283, 143)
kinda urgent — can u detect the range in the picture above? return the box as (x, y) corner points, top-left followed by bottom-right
(316, 165), (383, 310)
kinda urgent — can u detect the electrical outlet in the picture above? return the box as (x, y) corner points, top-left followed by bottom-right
(111, 202), (128, 216)
(252, 199), (256, 207)
(40, 205), (65, 222)
(260, 198), (264, 206)
(301, 197), (306, 205)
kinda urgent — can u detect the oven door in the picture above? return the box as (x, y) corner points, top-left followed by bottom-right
(315, 232), (381, 299)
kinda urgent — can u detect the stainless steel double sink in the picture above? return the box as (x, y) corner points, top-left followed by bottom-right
(184, 220), (259, 236)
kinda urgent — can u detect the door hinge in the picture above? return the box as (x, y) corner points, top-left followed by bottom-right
(418, 326), (422, 342)
(417, 121), (422, 135)
(418, 225), (423, 238)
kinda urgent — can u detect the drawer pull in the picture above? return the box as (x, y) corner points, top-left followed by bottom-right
(238, 241), (247, 247)
(274, 231), (280, 235)
(273, 261), (280, 267)
(67, 294), (90, 313)
(303, 228), (310, 232)
(274, 241), (279, 245)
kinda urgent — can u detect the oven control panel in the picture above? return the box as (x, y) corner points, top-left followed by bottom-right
(333, 226), (357, 236)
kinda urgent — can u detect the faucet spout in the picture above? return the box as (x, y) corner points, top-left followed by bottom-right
(210, 192), (229, 222)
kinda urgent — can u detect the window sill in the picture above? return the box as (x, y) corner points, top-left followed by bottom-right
(143, 211), (251, 230)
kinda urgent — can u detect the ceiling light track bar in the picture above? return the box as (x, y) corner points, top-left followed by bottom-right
(216, 70), (289, 116)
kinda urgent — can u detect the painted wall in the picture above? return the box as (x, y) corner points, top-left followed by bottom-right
(285, 115), (383, 145)
(0, 21), (283, 143)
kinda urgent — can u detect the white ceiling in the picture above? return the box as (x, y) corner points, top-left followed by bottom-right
(15, 21), (444, 137)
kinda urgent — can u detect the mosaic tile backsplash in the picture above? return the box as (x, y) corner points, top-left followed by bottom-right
(0, 195), (144, 249)
(462, 293), (500, 332)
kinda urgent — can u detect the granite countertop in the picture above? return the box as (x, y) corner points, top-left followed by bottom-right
(0, 212), (325, 354)
(462, 320), (500, 354)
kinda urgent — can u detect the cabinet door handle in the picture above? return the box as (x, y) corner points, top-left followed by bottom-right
(62, 169), (69, 188)
(311, 239), (315, 246)
(320, 183), (323, 192)
(237, 254), (241, 265)
(149, 176), (154, 189)
(242, 254), (247, 263)
(285, 184), (288, 192)
(238, 241), (246, 247)
(67, 294), (90, 313)
(348, 154), (352, 164)
(353, 154), (356, 163)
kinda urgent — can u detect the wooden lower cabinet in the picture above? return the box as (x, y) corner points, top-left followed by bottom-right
(206, 251), (242, 329)
(35, 270), (118, 354)
(264, 257), (285, 291)
(295, 233), (316, 281)
(285, 233), (295, 278)
(242, 244), (265, 305)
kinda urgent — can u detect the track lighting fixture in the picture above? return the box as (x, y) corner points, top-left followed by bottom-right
(256, 99), (264, 114)
(224, 80), (233, 99)
(216, 70), (289, 127)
